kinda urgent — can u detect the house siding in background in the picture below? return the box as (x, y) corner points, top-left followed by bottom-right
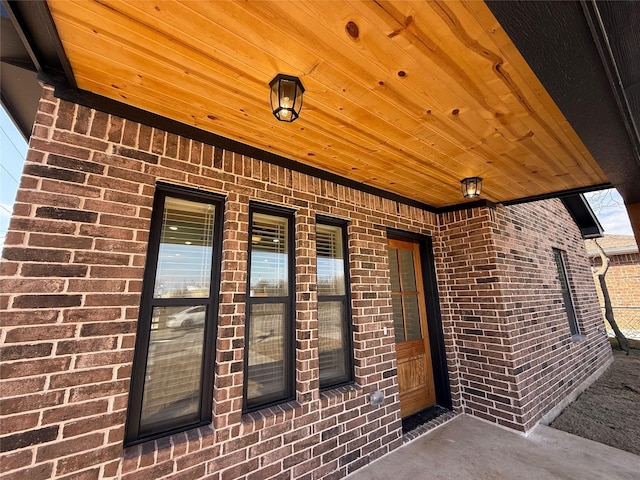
(587, 235), (640, 338)
(0, 87), (612, 479)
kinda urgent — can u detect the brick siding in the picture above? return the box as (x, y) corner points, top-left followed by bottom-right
(0, 87), (611, 479)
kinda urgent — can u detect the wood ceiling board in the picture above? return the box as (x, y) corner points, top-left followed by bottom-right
(53, 0), (584, 194)
(46, 0), (608, 207)
(58, 46), (472, 203)
(52, 3), (468, 178)
(466, 1), (602, 171)
(75, 69), (458, 205)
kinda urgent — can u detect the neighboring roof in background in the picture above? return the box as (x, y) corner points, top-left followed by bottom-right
(585, 235), (639, 256)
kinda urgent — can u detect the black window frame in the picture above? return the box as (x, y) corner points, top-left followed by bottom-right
(124, 183), (225, 446)
(316, 215), (354, 389)
(243, 203), (296, 412)
(552, 248), (580, 336)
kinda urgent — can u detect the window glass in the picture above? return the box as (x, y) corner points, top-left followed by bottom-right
(245, 207), (294, 410)
(317, 220), (353, 388)
(318, 301), (347, 382)
(126, 188), (223, 446)
(250, 213), (288, 297)
(155, 197), (214, 298)
(317, 224), (345, 296)
(399, 249), (417, 291)
(246, 303), (287, 401)
(140, 306), (205, 435)
(388, 247), (401, 292)
(553, 249), (579, 335)
(392, 294), (406, 342)
(404, 294), (422, 340)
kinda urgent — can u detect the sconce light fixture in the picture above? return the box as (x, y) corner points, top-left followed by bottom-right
(461, 177), (483, 198)
(270, 74), (305, 122)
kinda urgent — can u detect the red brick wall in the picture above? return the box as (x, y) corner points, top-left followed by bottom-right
(437, 201), (611, 431)
(491, 201), (611, 430)
(0, 88), (611, 479)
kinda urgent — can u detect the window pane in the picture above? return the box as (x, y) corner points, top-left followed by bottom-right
(154, 197), (215, 298)
(319, 301), (347, 383)
(388, 247), (400, 292)
(317, 224), (345, 296)
(399, 248), (416, 291)
(554, 250), (569, 292)
(246, 303), (286, 401)
(250, 213), (288, 297)
(140, 306), (205, 434)
(405, 294), (422, 340)
(553, 249), (579, 335)
(392, 294), (405, 342)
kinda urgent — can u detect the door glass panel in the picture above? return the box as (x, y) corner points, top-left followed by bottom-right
(388, 247), (401, 292)
(140, 306), (205, 433)
(154, 198), (215, 298)
(399, 249), (416, 291)
(405, 294), (422, 340)
(391, 295), (405, 342)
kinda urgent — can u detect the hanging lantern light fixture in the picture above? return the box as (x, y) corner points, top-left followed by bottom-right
(270, 74), (305, 122)
(461, 177), (483, 198)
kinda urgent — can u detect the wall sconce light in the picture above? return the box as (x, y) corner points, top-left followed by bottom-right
(270, 74), (305, 122)
(461, 177), (483, 198)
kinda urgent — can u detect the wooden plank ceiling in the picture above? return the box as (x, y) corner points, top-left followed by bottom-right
(46, 0), (608, 208)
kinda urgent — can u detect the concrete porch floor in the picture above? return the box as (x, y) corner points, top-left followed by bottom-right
(346, 415), (640, 480)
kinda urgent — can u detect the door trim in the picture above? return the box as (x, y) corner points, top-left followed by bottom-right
(387, 228), (452, 411)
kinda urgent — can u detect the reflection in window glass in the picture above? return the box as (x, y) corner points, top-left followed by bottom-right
(317, 221), (353, 388)
(245, 207), (293, 410)
(126, 188), (222, 446)
(553, 249), (579, 335)
(246, 303), (286, 402)
(250, 213), (288, 297)
(154, 197), (215, 298)
(318, 301), (347, 382)
(140, 306), (205, 435)
(317, 224), (345, 296)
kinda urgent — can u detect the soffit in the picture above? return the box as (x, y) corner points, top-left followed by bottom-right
(45, 0), (609, 208)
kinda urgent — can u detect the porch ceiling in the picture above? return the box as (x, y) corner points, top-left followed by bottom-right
(44, 0), (609, 208)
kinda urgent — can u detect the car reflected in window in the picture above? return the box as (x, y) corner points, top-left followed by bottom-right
(166, 305), (207, 329)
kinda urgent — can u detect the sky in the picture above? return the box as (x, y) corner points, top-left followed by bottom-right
(583, 189), (633, 236)
(1, 108), (28, 250)
(0, 106), (634, 252)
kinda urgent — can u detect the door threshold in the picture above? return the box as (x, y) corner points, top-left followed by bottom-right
(402, 405), (449, 434)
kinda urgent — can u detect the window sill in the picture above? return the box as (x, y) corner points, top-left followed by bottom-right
(571, 333), (587, 343)
(123, 421), (214, 449)
(320, 383), (361, 406)
(241, 400), (303, 425)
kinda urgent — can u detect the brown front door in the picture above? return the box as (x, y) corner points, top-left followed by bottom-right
(388, 238), (436, 418)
